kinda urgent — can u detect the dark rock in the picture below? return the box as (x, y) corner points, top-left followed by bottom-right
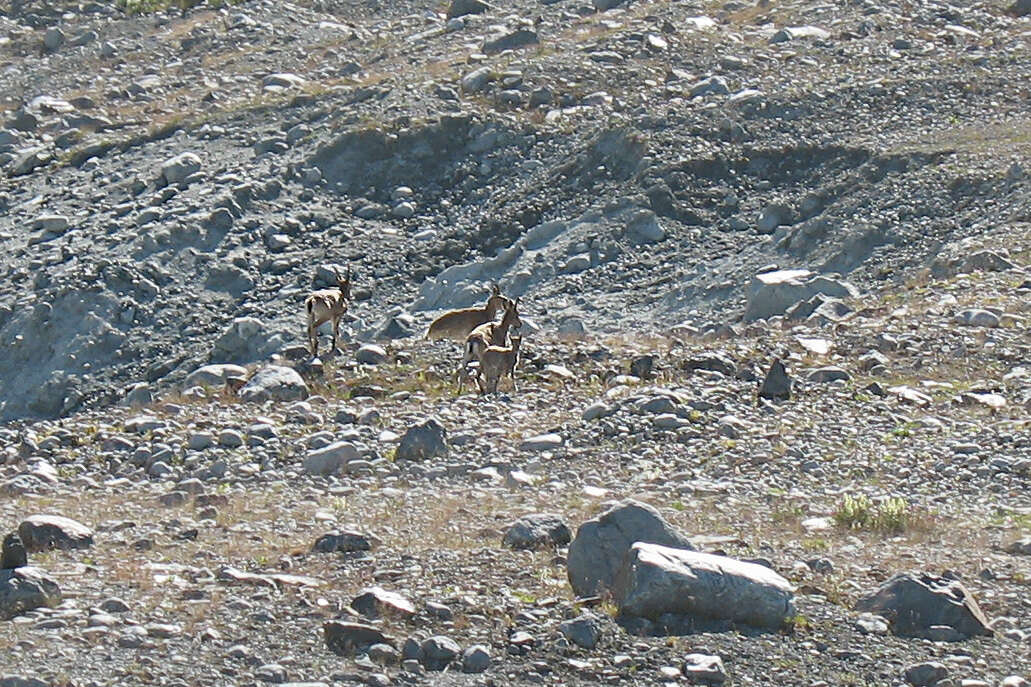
(629, 355), (657, 380)
(461, 645), (491, 673)
(854, 573), (993, 639)
(502, 513), (572, 550)
(1, 533), (27, 569)
(395, 418), (448, 461)
(18, 515), (94, 553)
(682, 352), (736, 377)
(312, 530), (373, 554)
(0, 567), (62, 620)
(446, 0), (490, 19)
(323, 621), (393, 656)
(904, 661), (949, 687)
(420, 635), (461, 671)
(567, 499), (694, 597)
(559, 612), (604, 649)
(758, 359), (791, 401)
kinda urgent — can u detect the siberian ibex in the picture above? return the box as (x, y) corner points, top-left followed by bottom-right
(305, 267), (352, 357)
(477, 334), (522, 394)
(425, 282), (512, 342)
(458, 297), (522, 394)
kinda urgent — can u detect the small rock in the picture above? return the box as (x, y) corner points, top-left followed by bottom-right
(420, 635), (461, 671)
(807, 366), (850, 384)
(559, 612), (603, 649)
(313, 529), (373, 553)
(239, 366), (309, 403)
(519, 433), (563, 452)
(461, 645), (490, 673)
(954, 309), (1000, 328)
(0, 567), (62, 620)
(1, 533), (28, 569)
(683, 653), (728, 685)
(356, 344), (388, 365)
(160, 152), (202, 185)
(904, 662), (949, 687)
(759, 359), (792, 401)
(303, 442), (359, 477)
(396, 418), (448, 461)
(323, 621), (393, 656)
(351, 587), (416, 619)
(854, 573), (993, 639)
(502, 513), (572, 550)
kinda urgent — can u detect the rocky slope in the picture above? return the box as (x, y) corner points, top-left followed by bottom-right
(1, 0), (1030, 684)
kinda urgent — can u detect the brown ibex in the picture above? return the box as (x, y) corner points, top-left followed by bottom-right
(425, 283), (512, 342)
(478, 334), (522, 394)
(458, 297), (522, 394)
(305, 267), (352, 357)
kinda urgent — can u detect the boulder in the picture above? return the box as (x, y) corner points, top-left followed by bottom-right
(395, 418), (448, 461)
(303, 441), (359, 476)
(743, 270), (858, 322)
(212, 317), (282, 363)
(612, 543), (796, 630)
(239, 366), (309, 403)
(446, 0), (490, 19)
(502, 513), (572, 550)
(758, 359), (791, 401)
(626, 209), (666, 244)
(567, 500), (694, 597)
(351, 587), (416, 619)
(1, 533), (27, 569)
(904, 662), (949, 687)
(312, 529), (373, 553)
(18, 515), (93, 553)
(184, 364), (248, 389)
(683, 653), (728, 684)
(160, 152), (202, 185)
(854, 573), (993, 639)
(461, 645), (491, 673)
(421, 635), (461, 671)
(559, 612), (604, 649)
(0, 567), (62, 620)
(324, 621), (394, 656)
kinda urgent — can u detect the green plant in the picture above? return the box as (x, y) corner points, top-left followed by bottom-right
(833, 494), (910, 534)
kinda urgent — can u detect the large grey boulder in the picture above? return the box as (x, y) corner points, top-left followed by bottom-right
(854, 573), (993, 639)
(0, 567), (62, 620)
(567, 500), (694, 597)
(18, 515), (93, 553)
(395, 418), (448, 461)
(743, 270), (858, 322)
(239, 366), (309, 403)
(612, 543), (796, 630)
(447, 0), (490, 18)
(303, 441), (359, 476)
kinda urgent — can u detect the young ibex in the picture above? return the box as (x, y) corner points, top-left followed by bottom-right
(305, 267), (352, 357)
(425, 282), (512, 342)
(477, 334), (522, 394)
(458, 297), (522, 394)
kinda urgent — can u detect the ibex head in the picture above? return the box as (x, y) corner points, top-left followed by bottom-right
(335, 266), (352, 299)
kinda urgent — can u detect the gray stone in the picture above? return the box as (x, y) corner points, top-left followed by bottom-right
(689, 76), (730, 98)
(626, 209), (665, 243)
(904, 662), (949, 687)
(954, 309), (1000, 328)
(806, 366), (850, 384)
(593, 0), (626, 10)
(758, 359), (791, 401)
(559, 612), (603, 649)
(1006, 537), (1031, 555)
(963, 250), (1016, 273)
(212, 317), (281, 363)
(324, 621), (393, 656)
(520, 433), (563, 452)
(567, 499), (694, 597)
(0, 676), (50, 687)
(10, 147), (50, 176)
(44, 27), (65, 52)
(396, 418), (448, 461)
(447, 0), (490, 19)
(184, 364), (248, 389)
(0, 567), (62, 620)
(461, 645), (490, 673)
(313, 529), (373, 553)
(351, 587), (416, 619)
(356, 344), (388, 365)
(854, 573), (993, 639)
(160, 152), (202, 185)
(18, 515), (93, 553)
(683, 654), (727, 684)
(502, 513), (572, 550)
(123, 383), (153, 408)
(303, 442), (359, 476)
(239, 366), (309, 403)
(482, 29), (538, 54)
(744, 270), (859, 322)
(854, 612), (889, 635)
(421, 636), (461, 671)
(460, 67), (492, 93)
(262, 73), (306, 90)
(613, 543), (796, 630)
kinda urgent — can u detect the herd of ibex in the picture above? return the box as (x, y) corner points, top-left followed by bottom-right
(304, 271), (523, 395)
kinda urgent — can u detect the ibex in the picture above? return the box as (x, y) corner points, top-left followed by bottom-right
(458, 297), (522, 394)
(425, 282), (512, 342)
(305, 267), (352, 357)
(478, 334), (522, 394)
